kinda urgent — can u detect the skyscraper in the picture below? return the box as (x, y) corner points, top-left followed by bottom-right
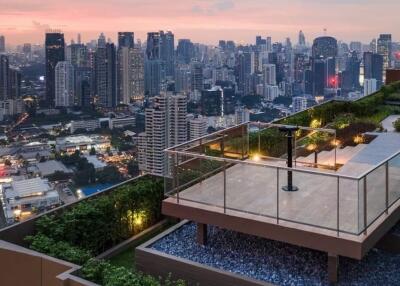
(45, 32), (65, 106)
(177, 39), (194, 64)
(364, 52), (384, 88)
(55, 61), (75, 107)
(0, 35), (5, 53)
(345, 51), (361, 90)
(0, 55), (9, 100)
(298, 30), (306, 47)
(262, 64), (277, 85)
(161, 31), (175, 78)
(312, 36), (338, 59)
(138, 93), (187, 176)
(238, 51), (252, 93)
(94, 33), (117, 107)
(189, 116), (208, 140)
(377, 34), (392, 78)
(118, 32), (134, 49)
(191, 61), (203, 92)
(131, 48), (145, 102)
(145, 60), (162, 96)
(311, 36), (338, 96)
(118, 47), (145, 104)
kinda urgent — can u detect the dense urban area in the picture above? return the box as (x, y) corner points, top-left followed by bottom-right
(1, 25), (400, 286)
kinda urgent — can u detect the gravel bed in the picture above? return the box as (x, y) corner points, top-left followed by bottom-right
(150, 222), (400, 286)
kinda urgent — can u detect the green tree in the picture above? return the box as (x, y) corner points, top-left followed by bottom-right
(127, 160), (139, 176)
(96, 166), (122, 184)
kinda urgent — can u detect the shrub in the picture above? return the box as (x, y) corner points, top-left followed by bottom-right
(27, 177), (164, 256)
(81, 259), (185, 286)
(394, 118), (400, 132)
(25, 234), (91, 265)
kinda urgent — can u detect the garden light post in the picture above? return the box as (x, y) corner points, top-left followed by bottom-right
(279, 125), (299, 192)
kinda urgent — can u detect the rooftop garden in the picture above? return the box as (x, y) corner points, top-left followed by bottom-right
(245, 82), (400, 164)
(23, 176), (185, 286)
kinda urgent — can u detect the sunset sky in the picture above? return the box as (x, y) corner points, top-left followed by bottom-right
(1, 0), (399, 46)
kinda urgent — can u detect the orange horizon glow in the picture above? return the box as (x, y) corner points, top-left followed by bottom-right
(1, 0), (399, 46)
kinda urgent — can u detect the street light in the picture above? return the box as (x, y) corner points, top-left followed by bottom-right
(279, 125), (299, 192)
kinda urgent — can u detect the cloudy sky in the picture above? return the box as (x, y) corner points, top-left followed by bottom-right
(1, 0), (399, 46)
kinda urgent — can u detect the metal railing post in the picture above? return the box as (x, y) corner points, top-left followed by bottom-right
(277, 167), (279, 224)
(386, 161), (389, 214)
(337, 176), (340, 236)
(221, 131), (225, 158)
(241, 125), (245, 159)
(223, 160), (226, 213)
(258, 122), (261, 154)
(363, 176), (367, 235)
(175, 153), (180, 204)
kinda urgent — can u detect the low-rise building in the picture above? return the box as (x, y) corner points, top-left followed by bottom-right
(56, 135), (111, 153)
(70, 119), (100, 133)
(0, 177), (60, 223)
(109, 116), (136, 129)
(29, 160), (73, 178)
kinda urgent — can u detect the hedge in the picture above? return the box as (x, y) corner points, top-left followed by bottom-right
(81, 259), (185, 286)
(23, 177), (178, 285)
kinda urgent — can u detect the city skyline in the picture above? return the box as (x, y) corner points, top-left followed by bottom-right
(1, 0), (400, 46)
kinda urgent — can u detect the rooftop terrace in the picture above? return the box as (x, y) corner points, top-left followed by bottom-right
(162, 85), (400, 283)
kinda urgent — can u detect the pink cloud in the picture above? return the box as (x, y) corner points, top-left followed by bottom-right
(0, 0), (398, 45)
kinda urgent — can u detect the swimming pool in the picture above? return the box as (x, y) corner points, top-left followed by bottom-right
(79, 183), (116, 196)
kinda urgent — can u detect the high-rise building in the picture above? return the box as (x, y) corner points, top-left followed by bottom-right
(138, 93), (187, 176)
(364, 79), (377, 97)
(189, 116), (208, 140)
(146, 32), (161, 60)
(94, 33), (117, 107)
(118, 47), (145, 104)
(262, 64), (277, 85)
(66, 43), (88, 68)
(145, 31), (175, 93)
(377, 34), (392, 78)
(238, 51), (252, 93)
(0, 55), (9, 100)
(75, 67), (92, 107)
(364, 52), (383, 88)
(345, 51), (361, 90)
(117, 32), (135, 103)
(145, 60), (162, 96)
(131, 48), (145, 102)
(175, 65), (191, 94)
(191, 62), (203, 92)
(176, 39), (195, 64)
(45, 32), (65, 106)
(118, 32), (134, 49)
(264, 85), (279, 101)
(292, 96), (307, 112)
(349, 42), (362, 55)
(312, 36), (338, 59)
(311, 37), (338, 96)
(0, 35), (5, 53)
(55, 61), (75, 107)
(0, 55), (21, 100)
(161, 31), (175, 78)
(298, 30), (306, 47)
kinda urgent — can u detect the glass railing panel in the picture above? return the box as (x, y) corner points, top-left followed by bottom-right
(338, 178), (359, 234)
(365, 164), (386, 227)
(389, 153), (400, 207)
(226, 163), (277, 218)
(177, 156), (225, 209)
(278, 168), (338, 231)
(222, 125), (249, 160)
